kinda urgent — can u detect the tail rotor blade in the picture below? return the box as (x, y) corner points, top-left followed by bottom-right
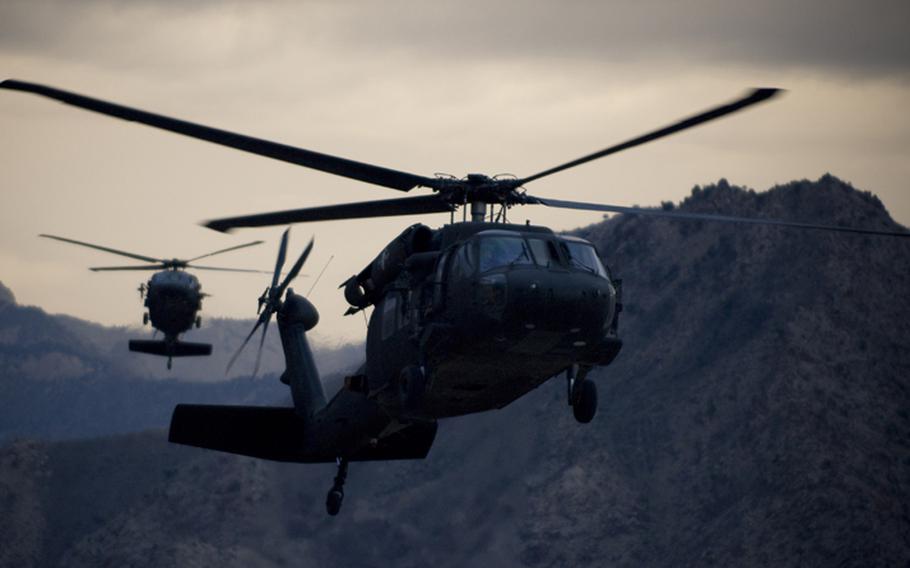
(276, 237), (314, 296)
(226, 318), (263, 374)
(252, 317), (271, 379)
(272, 229), (289, 290)
(224, 230), (314, 377)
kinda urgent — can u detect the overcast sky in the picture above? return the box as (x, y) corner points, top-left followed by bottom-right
(1, 0), (908, 344)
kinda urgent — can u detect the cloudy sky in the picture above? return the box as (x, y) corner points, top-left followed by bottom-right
(1, 0), (908, 343)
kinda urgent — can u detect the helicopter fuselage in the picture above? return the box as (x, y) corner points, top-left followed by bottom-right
(144, 269), (203, 340)
(361, 222), (623, 419)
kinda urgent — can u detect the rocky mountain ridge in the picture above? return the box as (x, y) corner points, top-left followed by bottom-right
(1, 175), (908, 567)
(0, 283), (357, 442)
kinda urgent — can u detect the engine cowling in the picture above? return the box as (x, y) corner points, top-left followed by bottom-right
(343, 223), (435, 309)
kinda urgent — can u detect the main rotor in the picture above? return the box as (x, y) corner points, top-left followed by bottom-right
(4, 81), (908, 238)
(38, 234), (270, 273)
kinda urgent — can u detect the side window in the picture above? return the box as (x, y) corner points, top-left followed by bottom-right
(450, 243), (475, 280)
(563, 242), (608, 277)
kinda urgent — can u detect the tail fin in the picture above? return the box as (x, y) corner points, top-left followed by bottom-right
(277, 291), (327, 420)
(128, 339), (212, 357)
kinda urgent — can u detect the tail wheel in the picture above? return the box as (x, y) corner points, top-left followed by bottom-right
(398, 365), (426, 412)
(326, 489), (344, 516)
(572, 380), (597, 424)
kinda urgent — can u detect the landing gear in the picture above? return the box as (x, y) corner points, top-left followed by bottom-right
(572, 380), (597, 423)
(195, 315), (202, 328)
(142, 312), (149, 326)
(567, 364), (597, 423)
(326, 458), (348, 516)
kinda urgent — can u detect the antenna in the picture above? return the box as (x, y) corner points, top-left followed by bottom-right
(307, 255), (335, 296)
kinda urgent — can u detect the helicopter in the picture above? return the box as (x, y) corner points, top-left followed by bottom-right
(38, 233), (266, 369)
(5, 81), (908, 515)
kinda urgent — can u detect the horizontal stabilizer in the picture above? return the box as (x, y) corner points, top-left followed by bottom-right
(128, 340), (212, 357)
(169, 404), (437, 463)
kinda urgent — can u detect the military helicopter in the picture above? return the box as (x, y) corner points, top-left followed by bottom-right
(39, 233), (266, 368)
(5, 81), (908, 515)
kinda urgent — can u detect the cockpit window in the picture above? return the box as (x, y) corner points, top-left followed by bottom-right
(563, 242), (608, 278)
(528, 238), (556, 267)
(449, 242), (475, 281)
(478, 237), (533, 273)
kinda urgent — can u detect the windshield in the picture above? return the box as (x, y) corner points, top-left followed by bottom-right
(478, 237), (533, 272)
(528, 238), (557, 267)
(563, 242), (608, 277)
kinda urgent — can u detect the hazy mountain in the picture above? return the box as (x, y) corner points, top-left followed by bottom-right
(0, 285), (358, 442)
(1, 176), (908, 567)
(0, 273), (364, 383)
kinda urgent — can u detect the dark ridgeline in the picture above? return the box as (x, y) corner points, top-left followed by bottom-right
(1, 176), (908, 567)
(0, 290), (356, 443)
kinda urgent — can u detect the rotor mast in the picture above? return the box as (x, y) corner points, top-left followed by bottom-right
(470, 200), (487, 223)
(459, 173), (514, 224)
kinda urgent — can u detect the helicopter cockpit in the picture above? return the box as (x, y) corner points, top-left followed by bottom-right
(449, 230), (610, 278)
(477, 234), (533, 272)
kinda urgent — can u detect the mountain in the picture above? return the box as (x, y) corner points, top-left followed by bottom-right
(0, 285), (358, 442)
(1, 176), (908, 567)
(1, 297), (360, 383)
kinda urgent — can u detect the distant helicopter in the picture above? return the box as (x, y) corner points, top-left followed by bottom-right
(39, 234), (266, 369)
(5, 81), (908, 515)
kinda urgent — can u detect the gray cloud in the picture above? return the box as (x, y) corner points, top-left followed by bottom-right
(1, 0), (908, 79)
(335, 0), (910, 77)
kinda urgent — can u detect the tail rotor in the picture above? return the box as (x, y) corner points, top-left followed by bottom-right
(227, 229), (314, 377)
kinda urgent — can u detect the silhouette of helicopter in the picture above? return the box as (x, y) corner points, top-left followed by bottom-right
(39, 234), (266, 369)
(5, 81), (907, 515)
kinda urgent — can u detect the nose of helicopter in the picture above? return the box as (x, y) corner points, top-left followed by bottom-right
(503, 269), (615, 335)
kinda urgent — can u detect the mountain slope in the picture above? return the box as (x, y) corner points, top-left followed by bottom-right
(1, 176), (908, 567)
(0, 285), (358, 442)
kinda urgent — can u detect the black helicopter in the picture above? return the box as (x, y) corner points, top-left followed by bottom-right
(39, 233), (265, 368)
(5, 81), (908, 515)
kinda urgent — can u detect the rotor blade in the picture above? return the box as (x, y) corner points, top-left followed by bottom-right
(185, 240), (264, 262)
(527, 195), (910, 238)
(90, 264), (166, 271)
(204, 195), (454, 233)
(272, 229), (291, 291)
(226, 318), (263, 374)
(276, 237), (314, 297)
(2, 80), (437, 192)
(40, 234), (161, 263)
(252, 317), (270, 379)
(520, 88), (781, 185)
(185, 265), (275, 274)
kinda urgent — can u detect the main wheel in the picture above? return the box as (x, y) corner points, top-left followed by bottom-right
(142, 313), (149, 325)
(326, 489), (344, 516)
(572, 380), (597, 424)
